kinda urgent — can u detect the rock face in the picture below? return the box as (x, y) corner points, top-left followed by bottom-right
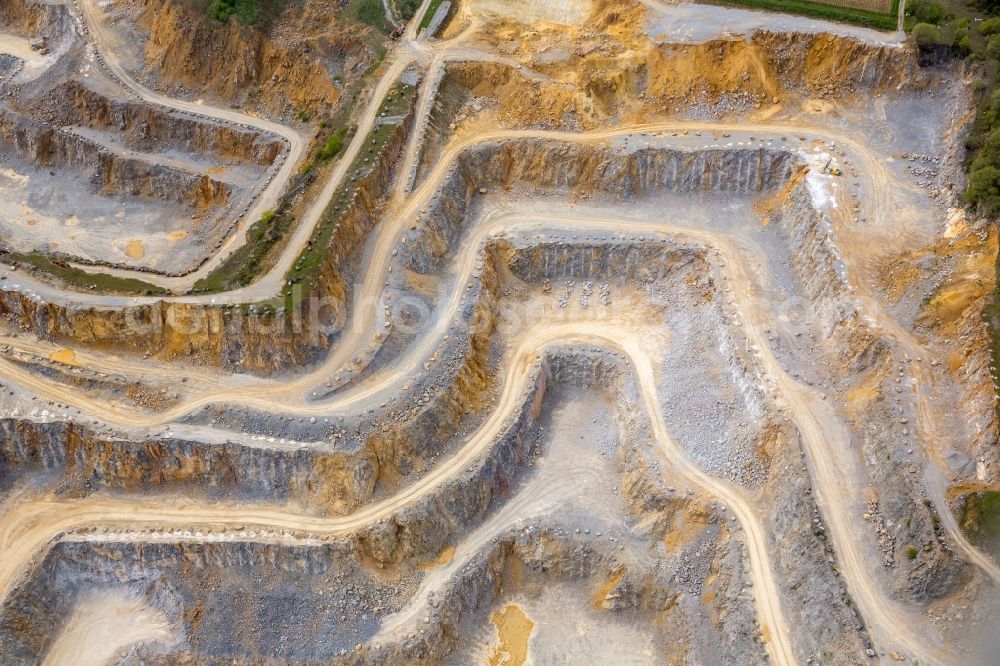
(0, 0), (62, 36)
(18, 80), (284, 166)
(0, 108), (233, 208)
(127, 0), (379, 118)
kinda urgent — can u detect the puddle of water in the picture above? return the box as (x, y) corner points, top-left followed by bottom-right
(48, 348), (79, 366)
(487, 603), (535, 666)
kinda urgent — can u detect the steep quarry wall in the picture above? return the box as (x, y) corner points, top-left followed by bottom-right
(126, 0), (378, 117)
(15, 80), (283, 165)
(0, 109), (232, 208)
(647, 31), (917, 101)
(750, 31), (918, 95)
(407, 139), (796, 273)
(473, 4), (922, 121)
(0, 418), (379, 510)
(772, 178), (889, 373)
(0, 0), (65, 38)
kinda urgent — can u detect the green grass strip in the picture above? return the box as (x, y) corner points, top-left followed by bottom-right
(707, 0), (899, 31)
(250, 82), (417, 314)
(419, 0), (447, 32)
(0, 251), (170, 296)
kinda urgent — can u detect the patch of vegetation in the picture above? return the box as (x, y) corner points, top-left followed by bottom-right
(397, 0), (421, 20)
(349, 0), (393, 33)
(251, 82), (416, 312)
(913, 21), (943, 45)
(318, 127), (348, 160)
(909, 0), (946, 23)
(906, 546), (919, 559)
(709, 0), (899, 31)
(201, 0), (291, 27)
(419, 0), (448, 31)
(0, 250), (170, 296)
(959, 490), (1000, 560)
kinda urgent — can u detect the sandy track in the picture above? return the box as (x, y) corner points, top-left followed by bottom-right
(0, 122), (901, 425)
(0, 321), (797, 666)
(0, 5), (988, 663)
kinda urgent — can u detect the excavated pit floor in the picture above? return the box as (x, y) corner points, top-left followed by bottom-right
(1, 0), (999, 664)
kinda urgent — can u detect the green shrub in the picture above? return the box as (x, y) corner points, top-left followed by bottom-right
(955, 32), (972, 55)
(906, 546), (919, 560)
(981, 16), (1000, 34)
(912, 22), (943, 46)
(317, 127), (347, 160)
(966, 164), (1000, 215)
(207, 0), (262, 25)
(260, 210), (275, 224)
(351, 0), (391, 31)
(908, 0), (944, 24)
(397, 0), (421, 19)
(205, 0), (290, 26)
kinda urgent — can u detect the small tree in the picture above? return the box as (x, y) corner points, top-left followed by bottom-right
(967, 165), (1000, 215)
(980, 17), (1000, 36)
(908, 0), (944, 24)
(912, 23), (942, 48)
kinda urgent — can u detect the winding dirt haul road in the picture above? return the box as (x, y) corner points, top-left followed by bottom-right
(0, 321), (798, 665)
(0, 1), (992, 664)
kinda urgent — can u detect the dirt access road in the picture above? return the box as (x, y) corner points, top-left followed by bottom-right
(0, 211), (964, 664)
(0, 2), (988, 664)
(0, 320), (798, 666)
